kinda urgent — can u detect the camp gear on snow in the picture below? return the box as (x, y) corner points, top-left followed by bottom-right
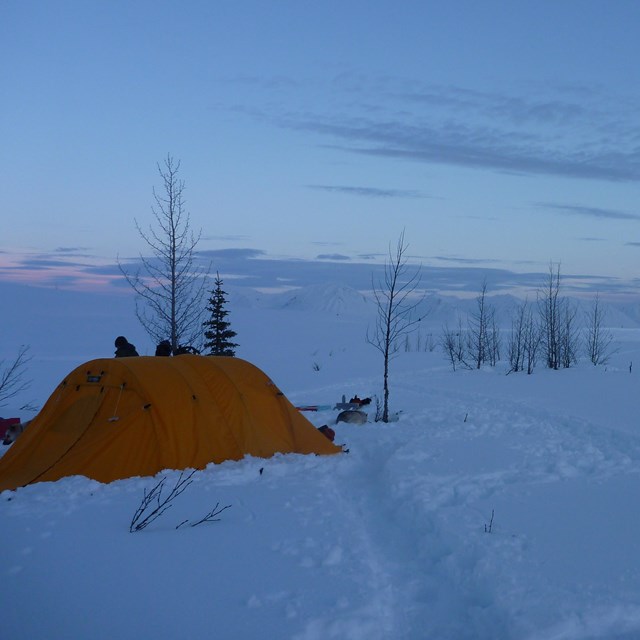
(318, 425), (336, 441)
(155, 340), (172, 356)
(2, 421), (28, 445)
(336, 410), (368, 425)
(335, 393), (372, 411)
(114, 336), (139, 357)
(0, 417), (21, 443)
(174, 345), (201, 355)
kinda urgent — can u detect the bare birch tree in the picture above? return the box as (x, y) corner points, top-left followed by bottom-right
(467, 281), (500, 368)
(468, 281), (489, 369)
(508, 300), (535, 373)
(538, 262), (563, 370)
(559, 301), (579, 368)
(441, 318), (468, 372)
(537, 262), (578, 370)
(119, 155), (208, 353)
(523, 304), (541, 374)
(367, 231), (423, 422)
(488, 310), (501, 366)
(508, 303), (526, 373)
(584, 293), (615, 365)
(509, 298), (542, 375)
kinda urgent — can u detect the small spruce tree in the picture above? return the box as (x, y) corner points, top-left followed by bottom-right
(203, 273), (238, 356)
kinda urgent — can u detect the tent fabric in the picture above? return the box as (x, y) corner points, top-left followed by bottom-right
(0, 355), (340, 491)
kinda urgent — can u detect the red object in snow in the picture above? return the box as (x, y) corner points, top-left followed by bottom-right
(318, 425), (336, 442)
(295, 404), (332, 412)
(0, 417), (20, 440)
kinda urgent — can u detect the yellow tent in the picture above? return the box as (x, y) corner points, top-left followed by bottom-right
(0, 355), (340, 491)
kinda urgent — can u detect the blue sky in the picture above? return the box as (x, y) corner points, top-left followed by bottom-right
(2, 1), (640, 297)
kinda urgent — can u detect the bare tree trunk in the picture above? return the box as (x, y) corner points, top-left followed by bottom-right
(559, 301), (579, 368)
(538, 262), (562, 370)
(488, 310), (501, 366)
(468, 281), (489, 369)
(508, 301), (527, 373)
(467, 281), (500, 368)
(524, 307), (541, 374)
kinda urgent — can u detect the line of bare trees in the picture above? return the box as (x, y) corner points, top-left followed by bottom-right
(441, 263), (616, 374)
(441, 281), (502, 372)
(368, 250), (618, 422)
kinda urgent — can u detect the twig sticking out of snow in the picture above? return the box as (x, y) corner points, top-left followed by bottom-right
(183, 503), (232, 528)
(484, 509), (495, 534)
(129, 470), (196, 532)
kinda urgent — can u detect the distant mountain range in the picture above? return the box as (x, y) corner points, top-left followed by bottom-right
(228, 283), (640, 329)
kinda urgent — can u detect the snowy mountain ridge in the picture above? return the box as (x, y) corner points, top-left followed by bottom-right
(229, 282), (640, 329)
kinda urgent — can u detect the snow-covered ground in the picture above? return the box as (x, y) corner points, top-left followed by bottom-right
(3, 286), (640, 639)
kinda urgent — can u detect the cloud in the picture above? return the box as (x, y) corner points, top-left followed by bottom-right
(626, 242), (640, 247)
(307, 184), (425, 199)
(310, 125), (640, 182)
(311, 241), (346, 247)
(15, 258), (89, 270)
(197, 248), (267, 260)
(54, 246), (91, 254)
(202, 234), (252, 243)
(397, 84), (587, 127)
(226, 73), (640, 183)
(2, 245), (637, 300)
(0, 251), (127, 292)
(316, 253), (351, 261)
(537, 202), (640, 220)
(433, 255), (502, 265)
(332, 75), (588, 126)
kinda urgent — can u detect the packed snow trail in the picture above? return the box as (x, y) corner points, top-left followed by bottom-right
(317, 432), (515, 639)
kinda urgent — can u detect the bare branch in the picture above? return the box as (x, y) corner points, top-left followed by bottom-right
(187, 503), (232, 527)
(129, 470), (196, 532)
(0, 345), (32, 407)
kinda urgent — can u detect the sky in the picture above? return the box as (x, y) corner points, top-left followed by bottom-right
(2, 1), (640, 298)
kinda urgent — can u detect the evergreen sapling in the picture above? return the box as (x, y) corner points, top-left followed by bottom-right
(203, 273), (239, 356)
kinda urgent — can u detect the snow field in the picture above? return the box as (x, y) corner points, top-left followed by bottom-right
(3, 298), (640, 638)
